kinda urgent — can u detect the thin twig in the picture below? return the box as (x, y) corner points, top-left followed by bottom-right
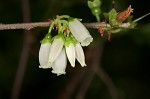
(0, 22), (50, 30)
(0, 22), (131, 30)
(95, 42), (120, 99)
(96, 66), (120, 99)
(56, 68), (87, 99)
(10, 0), (32, 99)
(75, 41), (120, 99)
(75, 67), (95, 99)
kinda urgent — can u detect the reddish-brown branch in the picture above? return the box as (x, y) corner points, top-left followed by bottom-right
(0, 22), (131, 30)
(0, 22), (50, 30)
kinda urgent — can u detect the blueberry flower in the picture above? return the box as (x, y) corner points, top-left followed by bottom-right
(39, 36), (52, 69)
(48, 34), (64, 65)
(51, 48), (67, 76)
(69, 18), (93, 46)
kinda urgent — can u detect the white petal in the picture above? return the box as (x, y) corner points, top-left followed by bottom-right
(75, 43), (86, 67)
(69, 19), (93, 46)
(48, 38), (64, 65)
(81, 36), (93, 46)
(65, 43), (75, 67)
(51, 48), (67, 76)
(39, 42), (51, 69)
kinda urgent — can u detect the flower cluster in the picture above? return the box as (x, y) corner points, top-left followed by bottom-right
(39, 15), (93, 76)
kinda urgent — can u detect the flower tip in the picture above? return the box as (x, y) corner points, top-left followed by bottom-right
(81, 63), (87, 67)
(81, 36), (93, 46)
(39, 65), (51, 69)
(71, 64), (75, 67)
(39, 65), (43, 68)
(51, 70), (66, 76)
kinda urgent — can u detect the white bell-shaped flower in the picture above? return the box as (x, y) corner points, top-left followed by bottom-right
(65, 37), (76, 67)
(69, 18), (93, 46)
(75, 43), (86, 67)
(39, 37), (51, 69)
(48, 34), (64, 65)
(51, 48), (67, 76)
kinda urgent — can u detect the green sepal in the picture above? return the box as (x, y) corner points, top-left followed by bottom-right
(41, 38), (51, 44)
(45, 33), (52, 39)
(40, 33), (52, 44)
(109, 9), (121, 27)
(68, 17), (75, 22)
(65, 36), (73, 47)
(71, 36), (78, 45)
(57, 15), (70, 19)
(64, 35), (79, 47)
(52, 33), (65, 42)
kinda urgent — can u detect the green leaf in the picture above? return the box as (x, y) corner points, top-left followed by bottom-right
(87, 1), (93, 9)
(88, 0), (101, 8)
(109, 9), (121, 27)
(93, 0), (101, 7)
(126, 15), (133, 22)
(109, 9), (117, 20)
(87, 0), (102, 21)
(103, 12), (109, 20)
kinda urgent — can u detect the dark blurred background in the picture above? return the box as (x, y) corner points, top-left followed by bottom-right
(0, 0), (150, 99)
